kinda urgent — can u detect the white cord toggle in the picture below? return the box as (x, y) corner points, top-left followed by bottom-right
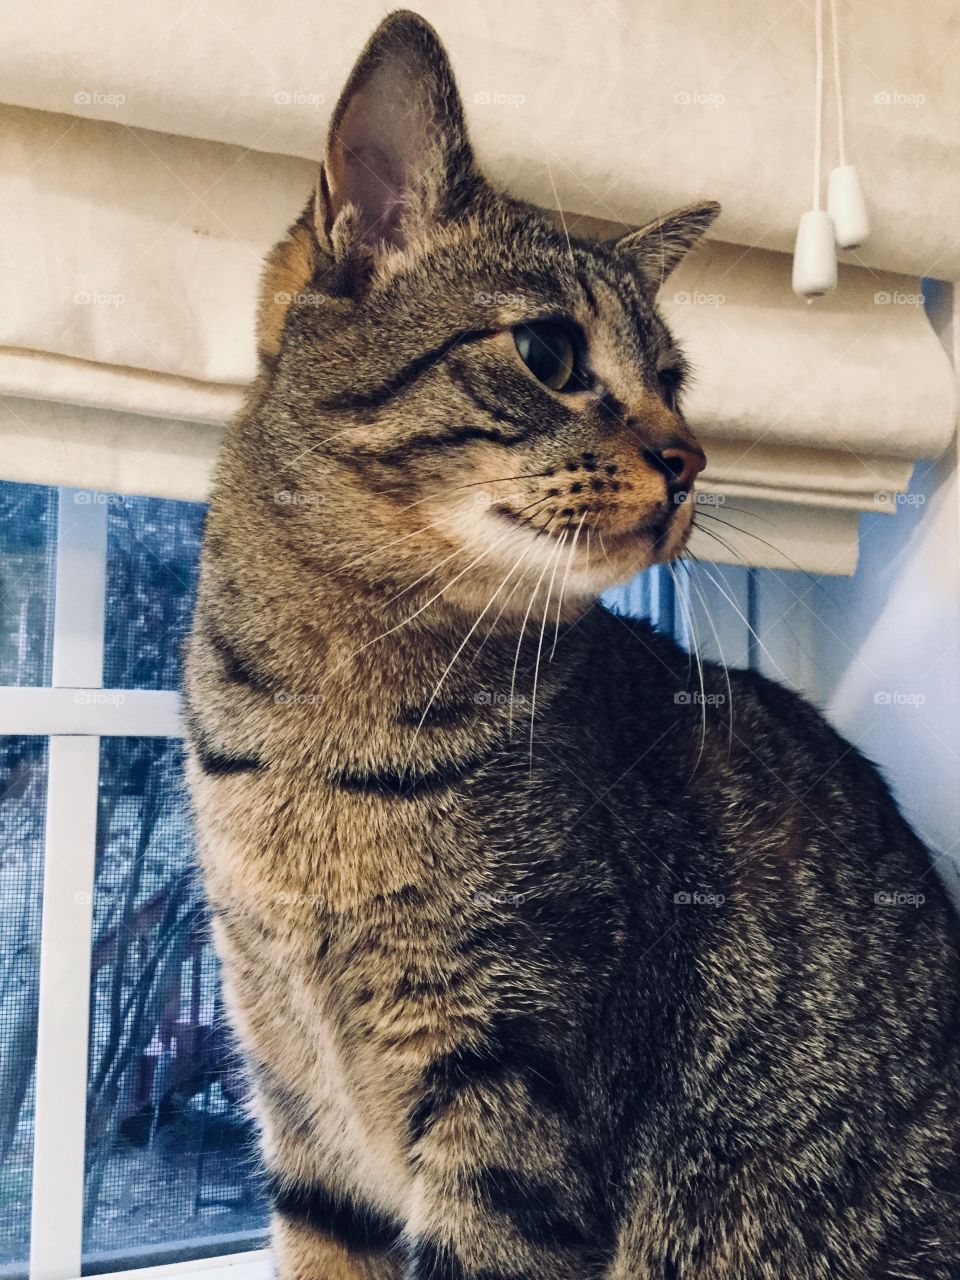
(793, 209), (838, 299)
(827, 163), (869, 249)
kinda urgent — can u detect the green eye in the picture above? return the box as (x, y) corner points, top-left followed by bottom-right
(513, 322), (578, 391)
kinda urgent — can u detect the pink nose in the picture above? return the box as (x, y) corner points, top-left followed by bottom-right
(655, 444), (706, 492)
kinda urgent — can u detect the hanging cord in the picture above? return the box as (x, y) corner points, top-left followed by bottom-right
(795, 0), (853, 294)
(828, 0), (847, 166)
(812, 0), (825, 209)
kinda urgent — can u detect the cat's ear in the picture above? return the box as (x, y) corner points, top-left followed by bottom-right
(316, 11), (481, 273)
(614, 201), (721, 287)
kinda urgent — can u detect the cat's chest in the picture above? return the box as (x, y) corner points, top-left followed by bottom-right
(193, 758), (467, 915)
(199, 759), (490, 1059)
(208, 781), (484, 1214)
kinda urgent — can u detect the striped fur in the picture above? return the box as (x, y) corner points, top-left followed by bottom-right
(185, 11), (960, 1278)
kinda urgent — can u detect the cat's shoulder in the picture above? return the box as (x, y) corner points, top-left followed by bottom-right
(591, 602), (876, 773)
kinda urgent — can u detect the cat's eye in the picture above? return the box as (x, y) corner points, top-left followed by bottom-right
(513, 322), (580, 392)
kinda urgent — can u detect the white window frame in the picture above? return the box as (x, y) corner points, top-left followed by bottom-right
(0, 489), (269, 1280)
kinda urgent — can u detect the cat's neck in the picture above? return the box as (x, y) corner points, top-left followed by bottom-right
(212, 504), (589, 776)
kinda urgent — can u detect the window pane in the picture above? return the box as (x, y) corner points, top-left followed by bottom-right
(83, 738), (268, 1273)
(603, 565), (668, 626)
(102, 496), (205, 692)
(0, 736), (48, 1272)
(0, 481), (57, 686)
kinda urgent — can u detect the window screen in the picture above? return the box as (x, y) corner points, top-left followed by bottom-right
(82, 737), (269, 1273)
(102, 494), (205, 692)
(0, 737), (48, 1272)
(603, 564), (671, 629)
(0, 482), (57, 686)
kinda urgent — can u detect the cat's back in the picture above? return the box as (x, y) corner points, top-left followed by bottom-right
(579, 610), (960, 1276)
(580, 603), (960, 972)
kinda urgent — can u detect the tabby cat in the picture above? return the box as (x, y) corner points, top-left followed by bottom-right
(184, 11), (960, 1278)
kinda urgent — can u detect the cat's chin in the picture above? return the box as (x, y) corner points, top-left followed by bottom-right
(421, 491), (695, 618)
(577, 505), (695, 590)
(434, 510), (693, 618)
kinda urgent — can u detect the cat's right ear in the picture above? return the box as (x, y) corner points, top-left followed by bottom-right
(315, 10), (482, 287)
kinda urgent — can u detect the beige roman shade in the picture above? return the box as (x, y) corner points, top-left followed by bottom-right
(0, 0), (956, 572)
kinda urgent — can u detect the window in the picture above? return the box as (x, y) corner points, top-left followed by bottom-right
(0, 482), (269, 1280)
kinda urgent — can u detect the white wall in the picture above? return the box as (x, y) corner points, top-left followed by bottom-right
(758, 283), (960, 900)
(796, 445), (960, 898)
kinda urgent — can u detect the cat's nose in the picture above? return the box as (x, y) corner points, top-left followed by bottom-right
(650, 441), (706, 494)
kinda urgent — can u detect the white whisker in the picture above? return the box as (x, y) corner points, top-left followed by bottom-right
(341, 516), (452, 571)
(508, 525), (557, 738)
(321, 528), (521, 688)
(471, 558), (534, 662)
(550, 512), (586, 660)
(545, 161), (576, 271)
(284, 423), (362, 471)
(696, 512), (830, 599)
(678, 560), (735, 752)
(529, 530), (569, 771)
(692, 558), (787, 680)
(385, 519), (520, 606)
(669, 562), (708, 782)
(403, 548), (532, 776)
(386, 470), (555, 520)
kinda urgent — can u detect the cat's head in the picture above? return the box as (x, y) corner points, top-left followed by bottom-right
(241, 10), (719, 616)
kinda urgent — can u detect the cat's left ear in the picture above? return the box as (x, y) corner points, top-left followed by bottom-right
(317, 11), (482, 271)
(614, 201), (721, 286)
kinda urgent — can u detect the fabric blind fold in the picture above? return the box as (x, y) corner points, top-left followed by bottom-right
(3, 0), (959, 279)
(0, 0), (956, 573)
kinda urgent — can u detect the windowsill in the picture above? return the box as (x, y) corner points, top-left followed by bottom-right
(72, 1249), (271, 1280)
